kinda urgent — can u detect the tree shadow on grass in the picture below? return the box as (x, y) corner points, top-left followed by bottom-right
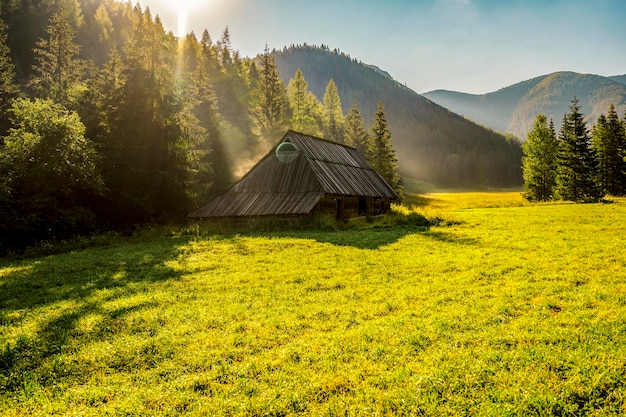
(268, 225), (478, 250)
(268, 226), (427, 250)
(0, 236), (191, 392)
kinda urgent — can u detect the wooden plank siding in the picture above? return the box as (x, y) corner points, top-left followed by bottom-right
(189, 130), (399, 218)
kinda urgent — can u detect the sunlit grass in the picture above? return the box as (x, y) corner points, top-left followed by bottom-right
(1, 195), (626, 415)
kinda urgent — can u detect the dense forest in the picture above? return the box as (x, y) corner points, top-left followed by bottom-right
(0, 0), (522, 251)
(523, 99), (626, 202)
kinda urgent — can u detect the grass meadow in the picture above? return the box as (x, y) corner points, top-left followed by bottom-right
(1, 192), (626, 416)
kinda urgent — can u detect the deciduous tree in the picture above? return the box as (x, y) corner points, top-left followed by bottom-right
(0, 98), (102, 248)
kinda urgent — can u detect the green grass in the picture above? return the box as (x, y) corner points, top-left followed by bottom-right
(1, 194), (626, 416)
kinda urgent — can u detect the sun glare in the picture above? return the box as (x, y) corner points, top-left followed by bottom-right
(170, 0), (208, 38)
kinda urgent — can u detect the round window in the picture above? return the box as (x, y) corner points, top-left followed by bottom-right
(276, 142), (299, 163)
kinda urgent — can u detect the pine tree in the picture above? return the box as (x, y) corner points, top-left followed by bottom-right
(555, 97), (602, 202)
(592, 114), (611, 195)
(30, 4), (84, 104)
(0, 17), (18, 135)
(368, 101), (401, 194)
(286, 68), (322, 136)
(180, 32), (231, 201)
(251, 46), (288, 145)
(102, 6), (193, 226)
(344, 100), (369, 156)
(217, 26), (232, 70)
(597, 104), (626, 196)
(322, 79), (344, 143)
(522, 114), (558, 201)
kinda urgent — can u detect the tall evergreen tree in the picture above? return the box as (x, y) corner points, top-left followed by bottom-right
(592, 104), (626, 196)
(592, 114), (611, 195)
(30, 4), (84, 104)
(322, 79), (344, 143)
(368, 101), (401, 194)
(251, 46), (288, 145)
(344, 99), (369, 156)
(286, 68), (322, 136)
(555, 97), (602, 202)
(102, 6), (192, 227)
(0, 17), (18, 135)
(522, 114), (558, 201)
(179, 32), (231, 201)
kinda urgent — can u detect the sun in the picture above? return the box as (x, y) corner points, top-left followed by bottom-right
(170, 0), (208, 38)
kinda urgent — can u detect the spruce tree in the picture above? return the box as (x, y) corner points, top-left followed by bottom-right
(344, 100), (369, 156)
(322, 79), (344, 143)
(592, 114), (611, 195)
(522, 114), (558, 201)
(30, 4), (84, 104)
(368, 101), (401, 194)
(602, 104), (625, 195)
(251, 46), (288, 145)
(0, 17), (18, 135)
(286, 68), (322, 136)
(555, 97), (602, 202)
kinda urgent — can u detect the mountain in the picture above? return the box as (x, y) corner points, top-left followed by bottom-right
(610, 75), (626, 86)
(424, 72), (626, 140)
(273, 46), (522, 188)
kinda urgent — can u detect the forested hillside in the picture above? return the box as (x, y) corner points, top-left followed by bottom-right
(274, 45), (523, 187)
(610, 75), (626, 86)
(424, 72), (626, 140)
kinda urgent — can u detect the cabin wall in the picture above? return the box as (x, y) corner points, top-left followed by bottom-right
(315, 195), (392, 220)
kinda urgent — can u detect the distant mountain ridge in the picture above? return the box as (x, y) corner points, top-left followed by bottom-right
(273, 45), (523, 187)
(423, 72), (626, 140)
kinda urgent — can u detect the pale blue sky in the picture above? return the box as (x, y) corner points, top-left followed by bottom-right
(131, 0), (626, 94)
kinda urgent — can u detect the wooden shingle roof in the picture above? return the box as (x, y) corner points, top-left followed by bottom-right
(189, 130), (399, 218)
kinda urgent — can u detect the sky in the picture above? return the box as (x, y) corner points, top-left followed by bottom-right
(127, 0), (626, 94)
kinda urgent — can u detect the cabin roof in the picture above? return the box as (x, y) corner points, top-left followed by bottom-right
(189, 130), (399, 218)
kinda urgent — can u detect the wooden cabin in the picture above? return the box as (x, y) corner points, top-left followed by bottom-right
(188, 130), (399, 220)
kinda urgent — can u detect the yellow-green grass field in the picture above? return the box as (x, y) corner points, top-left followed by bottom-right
(1, 193), (626, 416)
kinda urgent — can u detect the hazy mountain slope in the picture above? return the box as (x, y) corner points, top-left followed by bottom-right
(609, 75), (626, 86)
(274, 46), (522, 187)
(423, 75), (548, 133)
(424, 72), (626, 139)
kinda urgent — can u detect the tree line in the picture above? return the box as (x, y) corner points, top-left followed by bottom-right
(522, 98), (626, 202)
(0, 0), (400, 251)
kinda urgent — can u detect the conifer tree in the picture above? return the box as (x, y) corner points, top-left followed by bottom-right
(522, 114), (558, 201)
(322, 79), (344, 143)
(217, 26), (232, 70)
(180, 32), (231, 200)
(0, 17), (18, 135)
(368, 101), (401, 194)
(592, 104), (626, 196)
(286, 68), (322, 136)
(30, 4), (84, 104)
(344, 100), (369, 156)
(104, 6), (192, 226)
(555, 97), (602, 202)
(251, 46), (288, 145)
